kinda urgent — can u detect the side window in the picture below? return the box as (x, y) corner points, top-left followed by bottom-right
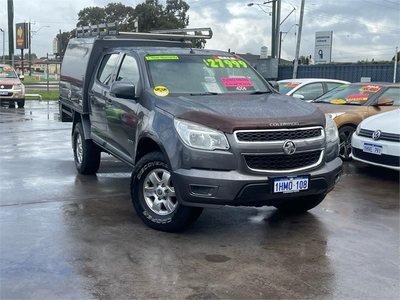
(116, 55), (140, 87)
(326, 82), (342, 91)
(378, 88), (400, 106)
(97, 54), (119, 87)
(296, 83), (324, 100)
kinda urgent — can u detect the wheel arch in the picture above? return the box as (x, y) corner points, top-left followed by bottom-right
(72, 112), (91, 140)
(338, 123), (357, 131)
(135, 137), (170, 166)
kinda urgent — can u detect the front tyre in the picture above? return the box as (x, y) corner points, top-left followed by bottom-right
(274, 194), (326, 213)
(72, 122), (101, 174)
(17, 99), (25, 108)
(130, 152), (203, 232)
(339, 125), (355, 161)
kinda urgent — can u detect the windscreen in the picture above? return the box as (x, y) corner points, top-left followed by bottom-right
(146, 54), (270, 95)
(0, 66), (18, 78)
(313, 84), (383, 105)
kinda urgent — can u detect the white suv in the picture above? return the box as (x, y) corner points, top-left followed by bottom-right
(0, 64), (26, 108)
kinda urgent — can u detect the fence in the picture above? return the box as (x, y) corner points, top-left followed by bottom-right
(277, 64), (400, 83)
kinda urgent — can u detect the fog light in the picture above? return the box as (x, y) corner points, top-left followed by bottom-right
(189, 185), (217, 197)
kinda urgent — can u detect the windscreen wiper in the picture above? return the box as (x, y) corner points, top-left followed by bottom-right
(250, 90), (272, 95)
(190, 92), (219, 96)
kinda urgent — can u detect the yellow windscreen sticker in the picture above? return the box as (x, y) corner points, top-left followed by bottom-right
(153, 86), (169, 97)
(146, 55), (179, 60)
(330, 99), (346, 104)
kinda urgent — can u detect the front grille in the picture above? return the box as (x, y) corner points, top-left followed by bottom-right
(236, 128), (322, 142)
(359, 129), (400, 143)
(353, 148), (400, 167)
(244, 150), (322, 171)
(0, 85), (13, 89)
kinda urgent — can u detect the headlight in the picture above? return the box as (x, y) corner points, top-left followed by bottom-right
(326, 112), (346, 119)
(174, 119), (230, 150)
(325, 115), (339, 143)
(13, 84), (22, 90)
(355, 123), (362, 135)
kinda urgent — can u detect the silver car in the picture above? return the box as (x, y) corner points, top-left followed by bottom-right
(278, 78), (349, 102)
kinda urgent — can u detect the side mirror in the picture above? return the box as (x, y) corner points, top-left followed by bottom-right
(376, 97), (394, 106)
(110, 81), (136, 99)
(268, 81), (279, 91)
(293, 93), (305, 100)
(19, 74), (24, 81)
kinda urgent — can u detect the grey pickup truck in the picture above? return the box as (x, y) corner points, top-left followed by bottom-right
(59, 24), (342, 232)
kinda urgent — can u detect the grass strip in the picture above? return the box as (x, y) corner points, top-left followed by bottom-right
(25, 90), (59, 101)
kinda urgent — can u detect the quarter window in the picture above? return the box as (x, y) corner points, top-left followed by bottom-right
(97, 54), (119, 87)
(116, 55), (140, 87)
(326, 82), (342, 91)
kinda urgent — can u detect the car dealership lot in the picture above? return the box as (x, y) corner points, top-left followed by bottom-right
(0, 101), (399, 299)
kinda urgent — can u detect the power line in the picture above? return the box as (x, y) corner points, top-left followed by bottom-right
(281, 2), (398, 33)
(359, 0), (400, 9)
(382, 0), (400, 5)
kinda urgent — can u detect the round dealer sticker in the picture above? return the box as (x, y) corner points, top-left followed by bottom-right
(153, 86), (169, 97)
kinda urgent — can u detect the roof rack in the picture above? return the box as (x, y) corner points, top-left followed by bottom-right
(75, 22), (212, 41)
(149, 28), (213, 39)
(76, 22), (120, 37)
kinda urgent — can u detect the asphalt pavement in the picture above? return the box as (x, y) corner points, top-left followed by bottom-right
(0, 101), (399, 299)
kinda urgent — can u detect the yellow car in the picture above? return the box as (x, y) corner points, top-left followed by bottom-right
(312, 82), (400, 160)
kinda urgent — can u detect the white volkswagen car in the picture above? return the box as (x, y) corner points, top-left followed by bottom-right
(278, 78), (350, 102)
(351, 108), (400, 171)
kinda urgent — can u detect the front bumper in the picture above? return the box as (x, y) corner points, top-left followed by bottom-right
(173, 157), (342, 207)
(0, 90), (25, 102)
(351, 133), (400, 171)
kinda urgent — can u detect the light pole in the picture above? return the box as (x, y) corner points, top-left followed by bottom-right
(28, 23), (50, 77)
(0, 28), (5, 63)
(293, 0), (305, 79)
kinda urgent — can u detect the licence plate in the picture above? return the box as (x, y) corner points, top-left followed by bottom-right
(273, 176), (309, 193)
(363, 143), (382, 155)
(0, 91), (8, 95)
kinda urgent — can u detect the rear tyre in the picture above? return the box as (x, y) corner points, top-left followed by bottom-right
(72, 122), (101, 175)
(339, 125), (355, 161)
(274, 194), (326, 213)
(130, 151), (203, 232)
(17, 99), (25, 108)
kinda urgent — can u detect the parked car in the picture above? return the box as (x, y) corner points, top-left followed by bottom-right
(0, 64), (26, 108)
(351, 108), (400, 171)
(312, 82), (400, 160)
(277, 78), (349, 102)
(58, 24), (342, 232)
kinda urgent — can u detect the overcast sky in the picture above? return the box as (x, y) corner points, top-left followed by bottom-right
(0, 0), (399, 62)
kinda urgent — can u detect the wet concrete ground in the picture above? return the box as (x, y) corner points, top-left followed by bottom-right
(0, 101), (399, 299)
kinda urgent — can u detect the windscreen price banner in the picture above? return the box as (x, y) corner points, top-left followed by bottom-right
(221, 77), (255, 91)
(203, 56), (248, 69)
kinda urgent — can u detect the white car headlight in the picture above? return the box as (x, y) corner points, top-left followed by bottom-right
(355, 123), (362, 135)
(13, 84), (22, 90)
(174, 119), (230, 150)
(326, 112), (346, 119)
(325, 115), (339, 143)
